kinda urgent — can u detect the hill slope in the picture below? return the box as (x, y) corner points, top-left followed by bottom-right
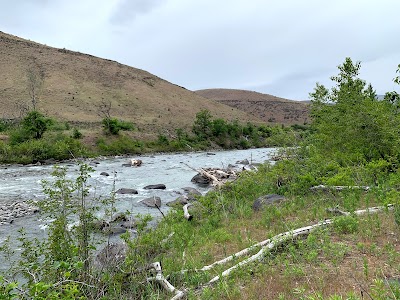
(0, 31), (262, 134)
(196, 89), (310, 125)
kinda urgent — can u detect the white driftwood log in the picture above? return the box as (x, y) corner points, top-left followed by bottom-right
(199, 168), (223, 188)
(183, 203), (193, 221)
(147, 262), (185, 299)
(130, 159), (142, 167)
(326, 207), (351, 216)
(207, 220), (332, 285)
(310, 185), (370, 192)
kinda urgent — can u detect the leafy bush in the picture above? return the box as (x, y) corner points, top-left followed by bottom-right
(96, 135), (143, 155)
(0, 119), (13, 132)
(71, 128), (83, 139)
(0, 134), (87, 164)
(22, 110), (53, 139)
(157, 134), (169, 146)
(333, 215), (359, 234)
(102, 118), (134, 135)
(8, 128), (32, 145)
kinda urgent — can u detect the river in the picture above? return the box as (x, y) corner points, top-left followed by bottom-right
(0, 148), (277, 267)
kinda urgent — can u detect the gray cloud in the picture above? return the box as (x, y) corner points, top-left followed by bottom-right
(109, 0), (167, 25)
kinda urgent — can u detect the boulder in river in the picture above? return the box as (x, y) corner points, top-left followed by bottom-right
(191, 173), (211, 186)
(236, 159), (250, 165)
(100, 172), (109, 176)
(116, 188), (138, 194)
(144, 184), (166, 190)
(140, 196), (162, 208)
(182, 187), (201, 201)
(252, 194), (286, 211)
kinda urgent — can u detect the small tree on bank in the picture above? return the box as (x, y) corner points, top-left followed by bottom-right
(22, 110), (53, 139)
(309, 57), (400, 164)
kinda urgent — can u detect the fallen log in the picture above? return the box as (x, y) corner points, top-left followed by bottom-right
(326, 207), (351, 216)
(147, 262), (185, 299)
(310, 185), (370, 192)
(199, 169), (223, 188)
(183, 203), (193, 221)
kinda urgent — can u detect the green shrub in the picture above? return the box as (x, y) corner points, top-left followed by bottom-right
(102, 118), (134, 135)
(8, 128), (32, 145)
(71, 128), (82, 139)
(157, 134), (169, 146)
(22, 110), (53, 139)
(0, 119), (13, 132)
(96, 135), (142, 155)
(333, 215), (359, 234)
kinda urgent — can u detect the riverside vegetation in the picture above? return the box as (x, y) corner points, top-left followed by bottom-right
(0, 58), (400, 299)
(0, 108), (302, 164)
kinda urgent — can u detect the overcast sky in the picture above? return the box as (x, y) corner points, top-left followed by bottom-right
(1, 0), (400, 100)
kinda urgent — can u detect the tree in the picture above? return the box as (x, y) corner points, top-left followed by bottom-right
(26, 62), (45, 111)
(309, 57), (400, 164)
(192, 109), (212, 139)
(21, 110), (53, 139)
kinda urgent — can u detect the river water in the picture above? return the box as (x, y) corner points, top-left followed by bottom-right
(0, 148), (276, 266)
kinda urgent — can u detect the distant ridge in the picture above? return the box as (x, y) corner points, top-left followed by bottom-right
(0, 31), (262, 134)
(196, 89), (310, 124)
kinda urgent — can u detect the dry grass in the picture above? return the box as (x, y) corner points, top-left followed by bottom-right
(196, 88), (310, 125)
(0, 31), (263, 136)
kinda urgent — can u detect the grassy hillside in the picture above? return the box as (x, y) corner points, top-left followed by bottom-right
(0, 31), (262, 135)
(196, 88), (310, 125)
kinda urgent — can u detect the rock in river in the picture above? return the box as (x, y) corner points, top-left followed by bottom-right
(144, 184), (166, 190)
(140, 196), (162, 208)
(116, 188), (138, 194)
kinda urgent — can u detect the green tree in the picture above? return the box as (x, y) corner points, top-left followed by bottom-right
(211, 118), (228, 137)
(21, 110), (53, 139)
(309, 57), (400, 164)
(192, 109), (212, 139)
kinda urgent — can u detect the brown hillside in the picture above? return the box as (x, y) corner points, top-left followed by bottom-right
(0, 31), (262, 135)
(196, 89), (310, 125)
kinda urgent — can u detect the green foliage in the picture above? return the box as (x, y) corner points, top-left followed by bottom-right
(0, 164), (118, 298)
(0, 119), (13, 132)
(8, 127), (32, 145)
(332, 215), (359, 234)
(191, 109), (299, 148)
(157, 134), (169, 146)
(0, 276), (18, 299)
(49, 120), (70, 131)
(309, 57), (400, 165)
(21, 110), (53, 139)
(192, 109), (213, 139)
(0, 134), (87, 164)
(102, 118), (134, 135)
(71, 128), (83, 139)
(96, 135), (143, 155)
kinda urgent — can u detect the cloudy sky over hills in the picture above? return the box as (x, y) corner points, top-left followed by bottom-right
(1, 0), (400, 100)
